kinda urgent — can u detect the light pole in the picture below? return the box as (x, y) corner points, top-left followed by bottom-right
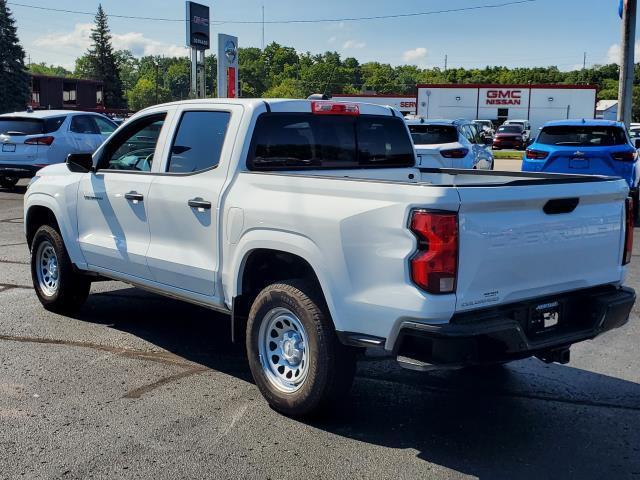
(618, 0), (637, 126)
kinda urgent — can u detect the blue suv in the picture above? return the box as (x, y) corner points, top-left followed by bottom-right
(523, 119), (639, 217)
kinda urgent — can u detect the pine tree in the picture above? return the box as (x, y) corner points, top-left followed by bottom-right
(86, 4), (124, 108)
(0, 0), (30, 113)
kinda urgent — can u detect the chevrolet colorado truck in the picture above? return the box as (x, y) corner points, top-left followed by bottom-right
(24, 99), (636, 416)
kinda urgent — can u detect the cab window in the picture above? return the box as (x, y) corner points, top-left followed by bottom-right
(167, 111), (231, 173)
(97, 113), (166, 171)
(70, 115), (99, 134)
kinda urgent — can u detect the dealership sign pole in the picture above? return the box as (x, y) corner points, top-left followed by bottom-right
(186, 1), (210, 99)
(217, 34), (239, 98)
(617, 0), (636, 126)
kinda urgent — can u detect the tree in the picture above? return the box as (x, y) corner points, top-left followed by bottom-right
(84, 5), (124, 108)
(28, 62), (72, 77)
(127, 77), (170, 111)
(0, 0), (30, 113)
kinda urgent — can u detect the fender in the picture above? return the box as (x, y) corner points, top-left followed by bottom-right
(25, 192), (88, 269)
(224, 228), (347, 331)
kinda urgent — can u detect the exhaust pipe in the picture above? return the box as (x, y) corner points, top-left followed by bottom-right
(536, 347), (571, 365)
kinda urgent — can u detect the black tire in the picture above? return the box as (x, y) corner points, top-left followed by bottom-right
(246, 280), (357, 417)
(30, 225), (91, 314)
(0, 176), (19, 189)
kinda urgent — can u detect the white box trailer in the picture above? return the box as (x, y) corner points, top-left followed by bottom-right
(331, 94), (417, 115)
(416, 84), (597, 131)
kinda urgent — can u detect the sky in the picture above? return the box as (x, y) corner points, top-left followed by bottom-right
(7, 0), (640, 71)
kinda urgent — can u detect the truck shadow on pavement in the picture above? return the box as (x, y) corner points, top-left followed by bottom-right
(77, 286), (640, 480)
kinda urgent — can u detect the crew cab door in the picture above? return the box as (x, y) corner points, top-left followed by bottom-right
(76, 110), (172, 279)
(145, 105), (240, 297)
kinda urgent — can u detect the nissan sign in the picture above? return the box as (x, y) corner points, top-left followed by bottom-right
(186, 1), (210, 50)
(485, 90), (522, 105)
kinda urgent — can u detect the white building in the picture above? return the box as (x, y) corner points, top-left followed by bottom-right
(416, 84), (597, 131)
(331, 94), (417, 115)
(596, 100), (618, 121)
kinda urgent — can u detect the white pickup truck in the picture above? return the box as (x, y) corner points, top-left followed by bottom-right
(24, 99), (635, 416)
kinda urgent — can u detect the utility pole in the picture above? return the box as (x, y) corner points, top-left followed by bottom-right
(618, 0), (637, 126)
(444, 54), (448, 71)
(583, 51), (586, 70)
(154, 58), (159, 104)
(262, 5), (265, 49)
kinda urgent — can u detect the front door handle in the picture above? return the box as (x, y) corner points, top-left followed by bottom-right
(124, 191), (144, 202)
(188, 198), (211, 210)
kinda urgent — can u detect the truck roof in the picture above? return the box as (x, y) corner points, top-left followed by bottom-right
(147, 98), (397, 117)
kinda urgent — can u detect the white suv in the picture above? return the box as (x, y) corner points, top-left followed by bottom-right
(406, 118), (494, 169)
(0, 110), (117, 189)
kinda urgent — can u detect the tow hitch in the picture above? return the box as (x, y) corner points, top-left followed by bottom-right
(536, 347), (571, 365)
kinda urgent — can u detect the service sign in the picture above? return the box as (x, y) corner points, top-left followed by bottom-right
(186, 1), (210, 50)
(484, 89), (523, 106)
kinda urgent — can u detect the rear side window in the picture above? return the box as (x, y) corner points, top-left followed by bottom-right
(408, 124), (458, 145)
(167, 111), (231, 173)
(538, 126), (628, 147)
(0, 118), (43, 136)
(70, 115), (99, 134)
(43, 116), (66, 133)
(248, 113), (414, 170)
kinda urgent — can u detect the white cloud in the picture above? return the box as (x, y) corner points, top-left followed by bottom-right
(33, 23), (187, 60)
(607, 42), (640, 64)
(343, 39), (366, 49)
(328, 36), (337, 44)
(402, 47), (428, 64)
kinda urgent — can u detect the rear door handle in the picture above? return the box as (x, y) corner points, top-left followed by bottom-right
(124, 191), (144, 202)
(188, 198), (211, 210)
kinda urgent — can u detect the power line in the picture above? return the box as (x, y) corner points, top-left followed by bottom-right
(8, 0), (537, 24)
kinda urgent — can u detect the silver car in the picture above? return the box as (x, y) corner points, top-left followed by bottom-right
(0, 110), (117, 189)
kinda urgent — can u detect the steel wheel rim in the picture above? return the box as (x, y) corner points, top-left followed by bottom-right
(36, 240), (59, 297)
(258, 307), (310, 393)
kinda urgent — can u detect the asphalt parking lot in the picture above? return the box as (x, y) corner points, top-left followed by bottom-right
(1, 166), (639, 480)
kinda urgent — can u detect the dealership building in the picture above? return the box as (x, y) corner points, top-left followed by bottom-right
(415, 84), (597, 130)
(331, 94), (417, 115)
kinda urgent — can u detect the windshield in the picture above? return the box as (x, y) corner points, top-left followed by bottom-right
(408, 125), (458, 145)
(0, 118), (44, 136)
(537, 126), (628, 146)
(498, 125), (523, 134)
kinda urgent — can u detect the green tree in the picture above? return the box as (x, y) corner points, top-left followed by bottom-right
(84, 5), (124, 108)
(0, 0), (30, 113)
(113, 50), (138, 93)
(263, 78), (305, 98)
(28, 62), (72, 77)
(127, 77), (170, 111)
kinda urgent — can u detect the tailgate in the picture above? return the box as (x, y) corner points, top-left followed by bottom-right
(455, 178), (629, 312)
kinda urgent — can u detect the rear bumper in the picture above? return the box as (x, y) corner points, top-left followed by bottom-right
(492, 139), (524, 149)
(0, 163), (41, 178)
(392, 285), (635, 369)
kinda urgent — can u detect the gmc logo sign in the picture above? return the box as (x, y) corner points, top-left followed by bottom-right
(486, 90), (522, 105)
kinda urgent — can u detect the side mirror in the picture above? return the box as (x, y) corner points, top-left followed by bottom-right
(634, 138), (640, 149)
(66, 153), (94, 173)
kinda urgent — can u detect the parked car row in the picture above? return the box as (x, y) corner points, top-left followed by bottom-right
(0, 110), (118, 189)
(406, 118), (494, 170)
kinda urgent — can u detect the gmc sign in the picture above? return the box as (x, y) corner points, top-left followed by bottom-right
(486, 90), (522, 105)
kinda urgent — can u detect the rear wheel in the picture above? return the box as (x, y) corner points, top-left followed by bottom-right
(0, 176), (19, 189)
(30, 225), (91, 314)
(246, 280), (357, 417)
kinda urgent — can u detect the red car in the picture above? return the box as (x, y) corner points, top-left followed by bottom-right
(492, 124), (526, 150)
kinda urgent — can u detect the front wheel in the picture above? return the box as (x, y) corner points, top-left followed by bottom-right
(0, 176), (19, 189)
(246, 280), (356, 417)
(30, 225), (91, 314)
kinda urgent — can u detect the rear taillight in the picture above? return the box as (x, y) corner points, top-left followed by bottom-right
(311, 101), (360, 115)
(25, 136), (54, 146)
(440, 148), (469, 159)
(611, 150), (637, 162)
(624, 197), (634, 265)
(526, 149), (549, 160)
(409, 210), (458, 294)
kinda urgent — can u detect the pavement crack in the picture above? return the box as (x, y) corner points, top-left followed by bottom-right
(0, 283), (32, 291)
(0, 259), (29, 265)
(0, 242), (26, 247)
(123, 366), (209, 399)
